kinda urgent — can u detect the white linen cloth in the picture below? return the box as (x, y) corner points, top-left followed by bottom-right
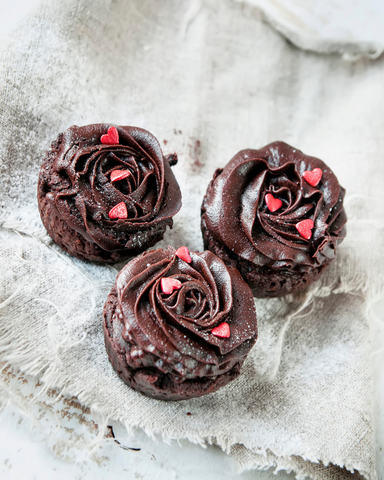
(0, 1), (383, 479)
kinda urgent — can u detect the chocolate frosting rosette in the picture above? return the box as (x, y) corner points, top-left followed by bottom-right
(201, 141), (347, 297)
(103, 246), (258, 400)
(38, 124), (182, 262)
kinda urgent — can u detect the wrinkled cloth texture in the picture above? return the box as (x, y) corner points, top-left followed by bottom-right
(0, 0), (383, 479)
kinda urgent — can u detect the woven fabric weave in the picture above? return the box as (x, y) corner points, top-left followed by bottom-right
(0, 1), (382, 478)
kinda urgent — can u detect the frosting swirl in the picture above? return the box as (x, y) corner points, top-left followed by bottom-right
(203, 142), (347, 271)
(104, 247), (258, 400)
(38, 124), (181, 256)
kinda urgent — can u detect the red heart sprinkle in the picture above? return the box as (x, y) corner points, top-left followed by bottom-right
(101, 126), (119, 145)
(265, 193), (283, 212)
(161, 277), (182, 295)
(211, 322), (230, 338)
(296, 219), (314, 240)
(303, 168), (322, 187)
(108, 202), (128, 219)
(175, 246), (192, 263)
(110, 170), (130, 182)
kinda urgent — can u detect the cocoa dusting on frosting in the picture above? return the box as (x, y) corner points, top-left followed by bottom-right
(38, 124), (182, 261)
(203, 142), (347, 272)
(103, 246), (258, 400)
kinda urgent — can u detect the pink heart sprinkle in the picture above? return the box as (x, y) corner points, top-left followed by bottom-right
(296, 219), (314, 240)
(101, 126), (119, 145)
(108, 202), (128, 219)
(175, 246), (192, 263)
(211, 322), (230, 338)
(110, 170), (130, 182)
(161, 277), (182, 295)
(265, 193), (283, 212)
(303, 168), (322, 187)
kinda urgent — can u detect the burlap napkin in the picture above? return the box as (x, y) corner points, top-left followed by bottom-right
(1, 1), (382, 478)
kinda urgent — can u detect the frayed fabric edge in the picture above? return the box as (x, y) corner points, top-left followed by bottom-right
(0, 265), (380, 480)
(0, 325), (378, 479)
(0, 344), (375, 480)
(0, 222), (380, 480)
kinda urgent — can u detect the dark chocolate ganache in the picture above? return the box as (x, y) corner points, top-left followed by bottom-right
(38, 124), (181, 255)
(203, 142), (347, 272)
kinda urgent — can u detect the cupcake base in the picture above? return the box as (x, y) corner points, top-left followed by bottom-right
(38, 192), (171, 264)
(103, 287), (243, 401)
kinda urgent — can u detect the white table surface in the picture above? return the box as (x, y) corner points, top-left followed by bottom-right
(0, 368), (298, 480)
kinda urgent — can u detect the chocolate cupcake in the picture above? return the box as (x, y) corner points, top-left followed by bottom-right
(38, 124), (182, 262)
(103, 246), (258, 401)
(201, 142), (347, 297)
